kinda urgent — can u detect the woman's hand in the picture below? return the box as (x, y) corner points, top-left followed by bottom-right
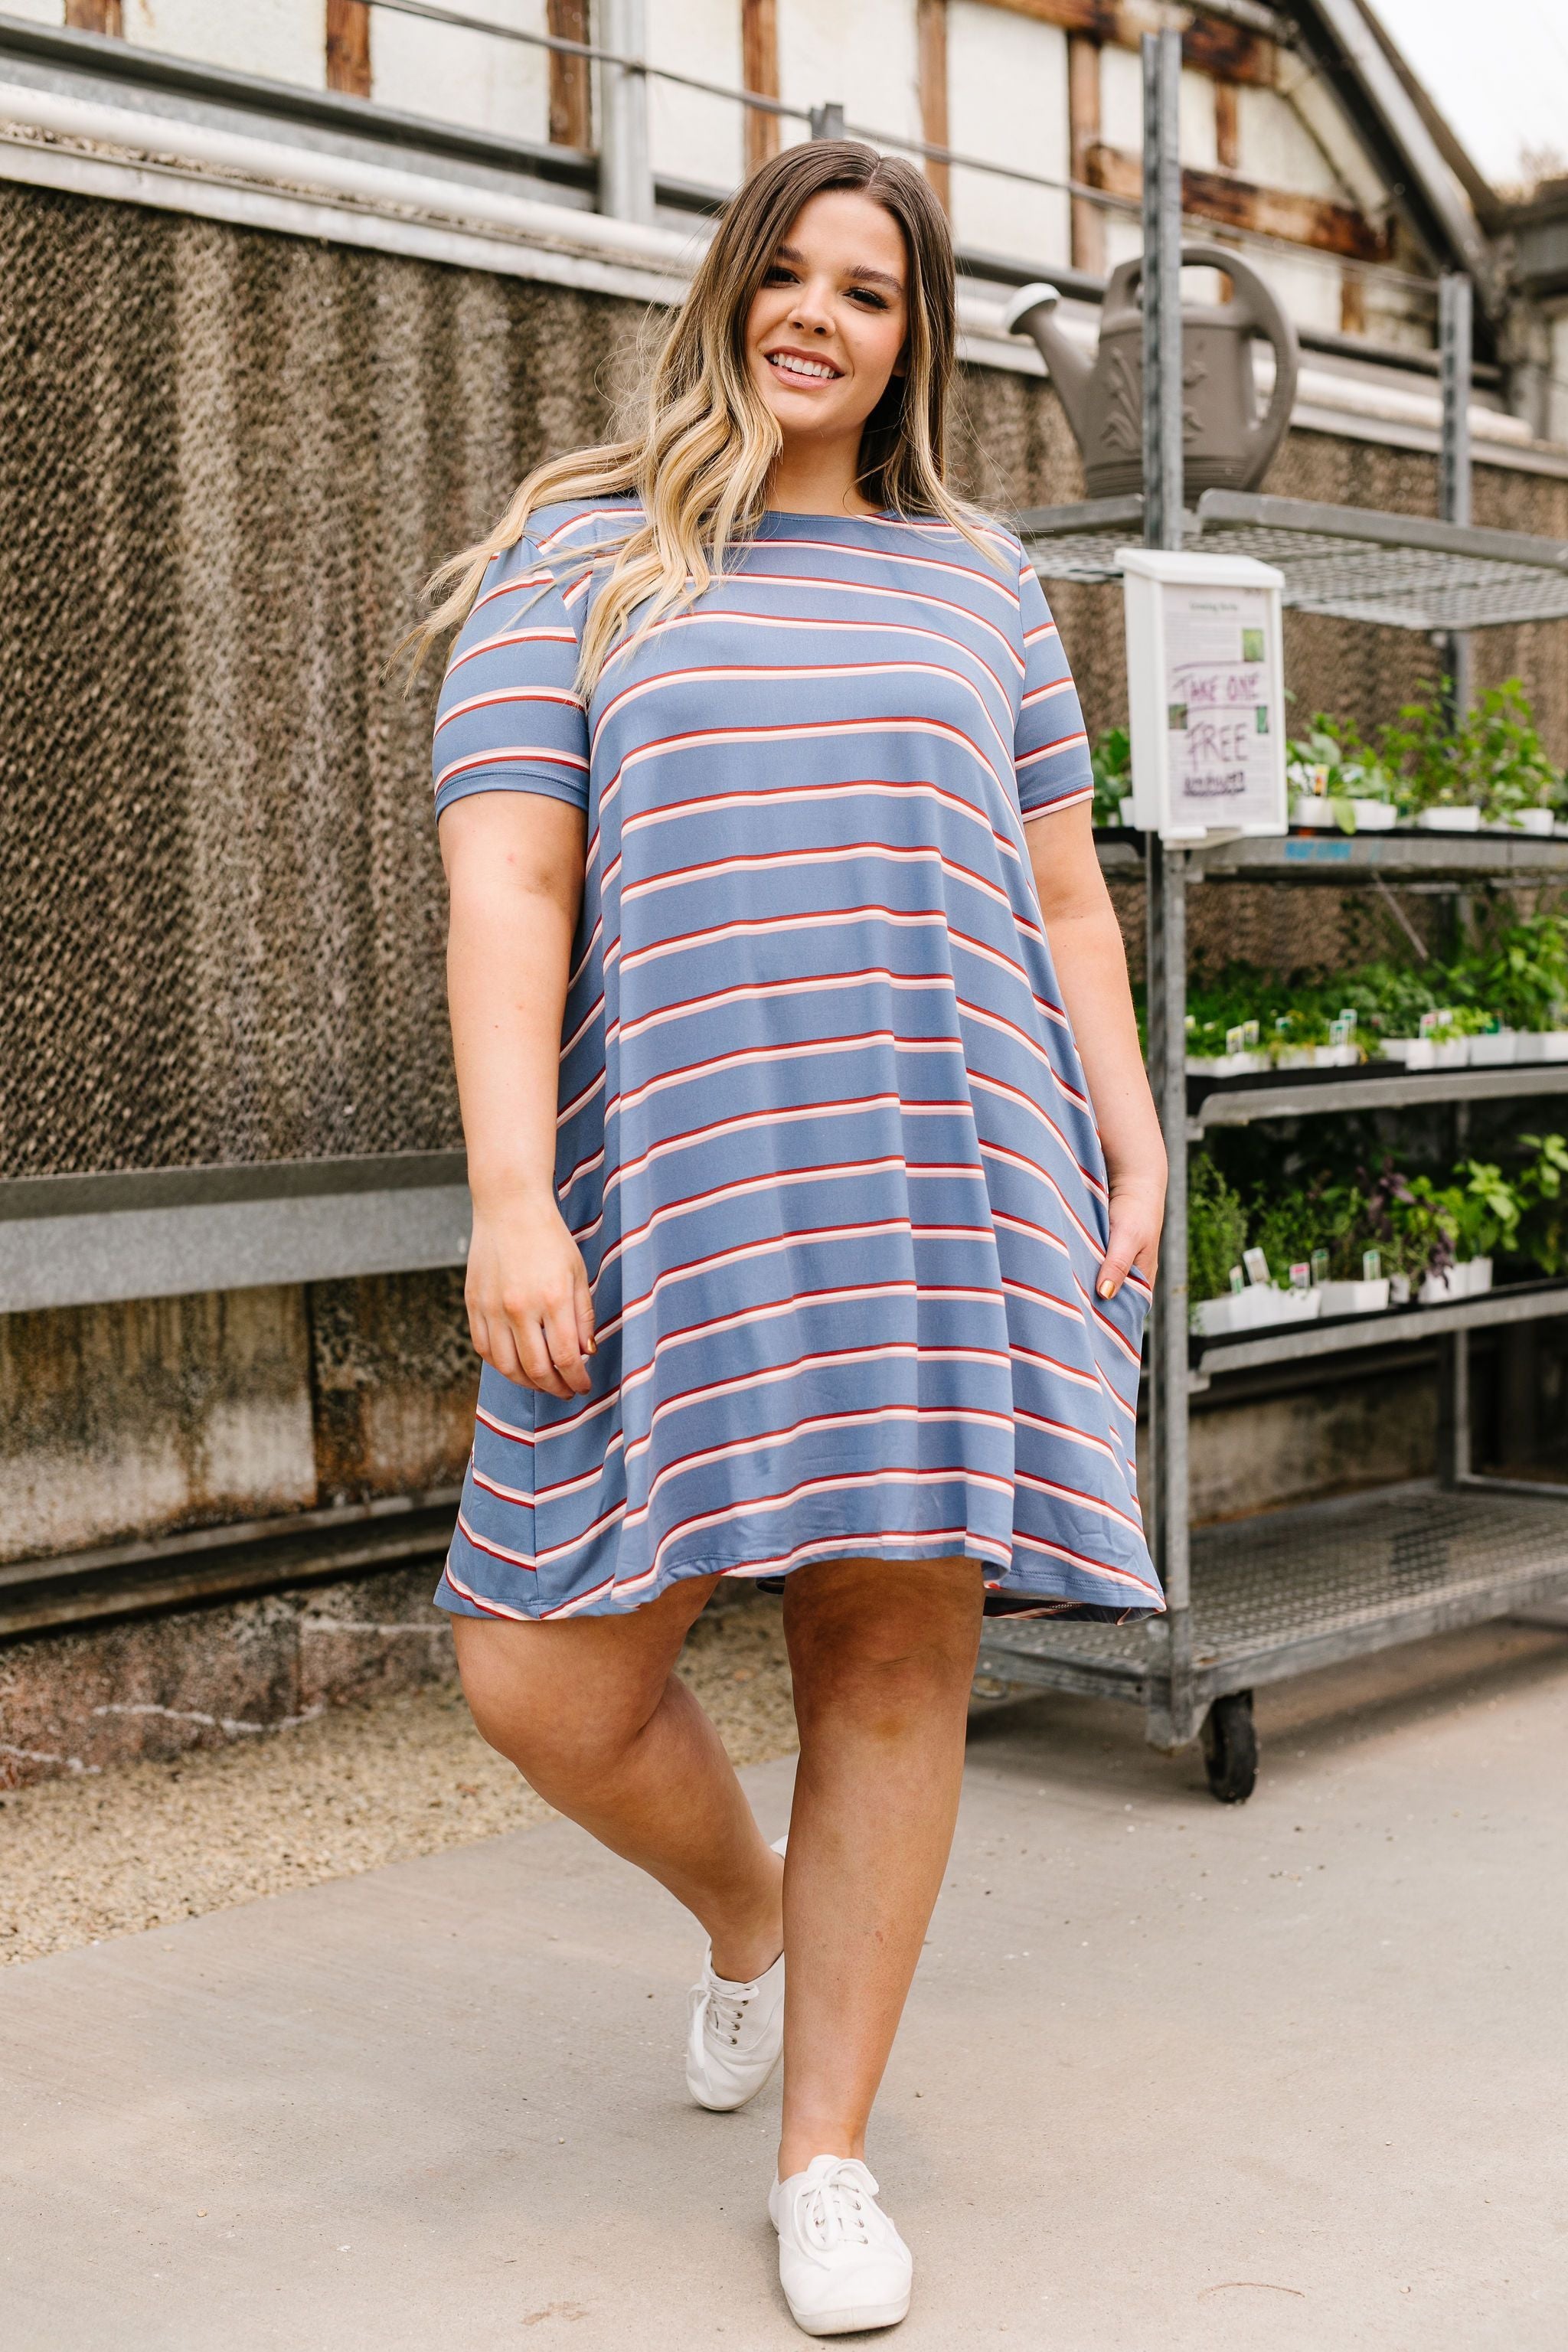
(1097, 1174), (1165, 1301)
(466, 1191), (596, 1399)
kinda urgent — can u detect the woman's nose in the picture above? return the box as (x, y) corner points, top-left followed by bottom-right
(789, 281), (835, 333)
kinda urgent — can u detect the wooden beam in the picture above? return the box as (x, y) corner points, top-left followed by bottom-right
(917, 0), (950, 211)
(64, 0), (123, 33)
(742, 0), (781, 174)
(1214, 79), (1240, 173)
(981, 0), (1277, 90)
(325, 0), (371, 100)
(546, 0), (591, 151)
(1067, 35), (1106, 273)
(1085, 142), (1393, 263)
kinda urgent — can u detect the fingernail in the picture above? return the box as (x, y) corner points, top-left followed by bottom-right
(1098, 1279), (1116, 1298)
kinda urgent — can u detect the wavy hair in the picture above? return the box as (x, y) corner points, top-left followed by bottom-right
(407, 140), (998, 691)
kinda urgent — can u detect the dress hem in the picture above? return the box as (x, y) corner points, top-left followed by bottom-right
(433, 1533), (1165, 1628)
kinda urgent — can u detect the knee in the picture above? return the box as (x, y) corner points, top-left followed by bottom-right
(790, 1626), (970, 1735)
(459, 1657), (658, 1798)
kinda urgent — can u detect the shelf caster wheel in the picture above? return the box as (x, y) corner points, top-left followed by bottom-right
(1200, 1690), (1257, 1804)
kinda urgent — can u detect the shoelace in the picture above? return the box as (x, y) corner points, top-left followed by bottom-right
(695, 1975), (754, 2047)
(795, 2161), (877, 2252)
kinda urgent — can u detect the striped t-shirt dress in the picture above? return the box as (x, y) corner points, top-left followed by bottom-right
(431, 498), (1161, 1625)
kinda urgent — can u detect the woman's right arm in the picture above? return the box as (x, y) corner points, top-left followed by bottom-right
(440, 789), (596, 1400)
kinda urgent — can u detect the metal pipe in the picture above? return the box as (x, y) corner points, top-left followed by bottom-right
(1141, 28), (1194, 1722)
(1142, 28), (1184, 554)
(0, 75), (687, 263)
(1439, 270), (1474, 717)
(596, 0), (652, 227)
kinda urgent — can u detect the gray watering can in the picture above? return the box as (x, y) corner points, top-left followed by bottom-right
(1003, 241), (1299, 498)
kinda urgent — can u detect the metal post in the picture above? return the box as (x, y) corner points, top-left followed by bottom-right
(1141, 28), (1183, 555)
(1439, 273), (1473, 720)
(808, 102), (845, 141)
(1139, 28), (1192, 1736)
(1439, 279), (1474, 1485)
(596, 0), (653, 225)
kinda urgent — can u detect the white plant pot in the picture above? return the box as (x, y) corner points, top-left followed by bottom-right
(1464, 1258), (1494, 1298)
(1318, 1277), (1390, 1316)
(1191, 1285), (1322, 1338)
(1291, 794), (1342, 829)
(1382, 1037), (1468, 1070)
(1513, 808), (1555, 837)
(1534, 1032), (1568, 1063)
(1350, 799), (1397, 831)
(1419, 1269), (1461, 1305)
(1272, 1043), (1361, 1072)
(1185, 1050), (1268, 1078)
(1389, 1273), (1411, 1305)
(1468, 1031), (1517, 1067)
(1416, 806), (1481, 832)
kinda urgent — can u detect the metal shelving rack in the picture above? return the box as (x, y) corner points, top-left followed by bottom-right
(978, 33), (1568, 1798)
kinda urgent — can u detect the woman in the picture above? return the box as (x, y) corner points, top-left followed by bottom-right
(419, 140), (1165, 2338)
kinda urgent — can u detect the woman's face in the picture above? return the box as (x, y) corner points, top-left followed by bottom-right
(744, 188), (910, 454)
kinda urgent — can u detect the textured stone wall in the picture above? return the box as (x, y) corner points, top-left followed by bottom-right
(5, 179), (1566, 1190)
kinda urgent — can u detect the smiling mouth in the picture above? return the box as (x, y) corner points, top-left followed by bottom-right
(765, 350), (842, 384)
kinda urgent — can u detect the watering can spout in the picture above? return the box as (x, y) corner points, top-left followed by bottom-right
(1001, 282), (1095, 446)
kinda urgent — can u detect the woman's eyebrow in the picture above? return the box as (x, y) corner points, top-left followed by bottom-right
(772, 242), (903, 294)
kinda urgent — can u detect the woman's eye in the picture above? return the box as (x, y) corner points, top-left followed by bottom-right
(763, 265), (796, 285)
(851, 289), (888, 309)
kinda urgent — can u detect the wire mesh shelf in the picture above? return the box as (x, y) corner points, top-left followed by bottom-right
(1019, 490), (1568, 632)
(978, 1485), (1568, 1714)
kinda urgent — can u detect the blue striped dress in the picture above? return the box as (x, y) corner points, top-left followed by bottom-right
(432, 498), (1161, 1625)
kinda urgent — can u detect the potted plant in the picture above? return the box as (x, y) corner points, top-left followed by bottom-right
(1462, 681), (1560, 835)
(1519, 1132), (1568, 1276)
(1478, 916), (1568, 1060)
(1450, 1159), (1525, 1296)
(1092, 725), (1132, 828)
(1287, 716), (1398, 834)
(1381, 684), (1481, 831)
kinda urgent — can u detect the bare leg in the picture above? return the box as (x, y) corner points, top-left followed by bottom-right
(777, 1556), (983, 2180)
(452, 1579), (784, 1981)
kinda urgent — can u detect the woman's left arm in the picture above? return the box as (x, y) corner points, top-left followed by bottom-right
(1026, 802), (1168, 1299)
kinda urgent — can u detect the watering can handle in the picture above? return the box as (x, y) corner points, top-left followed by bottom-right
(1123, 239), (1300, 480)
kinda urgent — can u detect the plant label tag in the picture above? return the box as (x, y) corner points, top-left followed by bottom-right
(1362, 1248), (1382, 1280)
(1243, 1246), (1271, 1287)
(1330, 1013), (1356, 1045)
(1225, 1024), (1246, 1055)
(1289, 1262), (1311, 1290)
(1242, 1019), (1260, 1049)
(1228, 1266), (1246, 1294)
(1311, 1249), (1330, 1285)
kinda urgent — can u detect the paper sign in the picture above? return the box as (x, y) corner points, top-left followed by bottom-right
(1164, 583), (1278, 830)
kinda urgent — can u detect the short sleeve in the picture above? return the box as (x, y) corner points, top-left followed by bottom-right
(432, 536), (590, 823)
(1014, 560), (1093, 819)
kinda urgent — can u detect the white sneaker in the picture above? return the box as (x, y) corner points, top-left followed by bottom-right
(684, 1832), (788, 2112)
(769, 2154), (912, 2336)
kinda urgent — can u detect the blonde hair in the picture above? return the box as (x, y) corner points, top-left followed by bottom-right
(409, 140), (998, 691)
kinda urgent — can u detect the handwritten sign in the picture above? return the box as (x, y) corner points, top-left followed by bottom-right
(1164, 585), (1277, 829)
(1116, 549), (1286, 839)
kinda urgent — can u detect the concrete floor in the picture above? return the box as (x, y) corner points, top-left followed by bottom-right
(3, 1621), (1566, 2352)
